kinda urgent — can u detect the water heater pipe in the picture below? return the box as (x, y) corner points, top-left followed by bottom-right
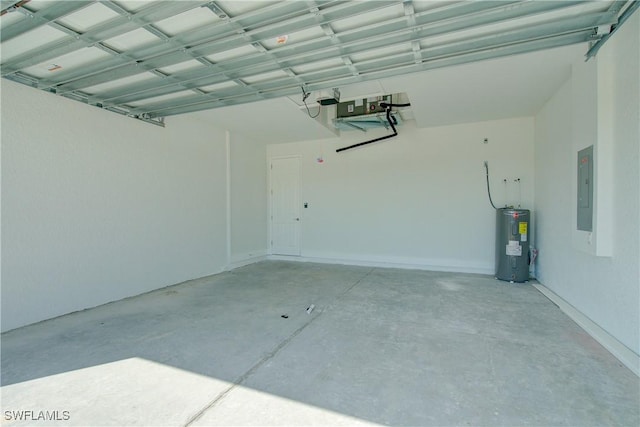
(484, 161), (498, 210)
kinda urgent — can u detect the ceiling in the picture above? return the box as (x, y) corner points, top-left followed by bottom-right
(0, 0), (636, 139)
(189, 43), (585, 143)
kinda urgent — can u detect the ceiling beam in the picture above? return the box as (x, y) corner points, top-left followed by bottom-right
(1, 0), (624, 124)
(134, 16), (598, 118)
(47, 1), (396, 94)
(98, 1), (591, 109)
(1, 0), (92, 41)
(0, 0), (25, 15)
(90, 1), (252, 104)
(141, 32), (592, 118)
(0, 1), (213, 76)
(586, 0), (637, 59)
(25, 1), (317, 90)
(74, 1), (521, 106)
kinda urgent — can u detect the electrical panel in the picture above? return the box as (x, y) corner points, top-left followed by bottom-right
(577, 145), (593, 231)
(336, 94), (392, 118)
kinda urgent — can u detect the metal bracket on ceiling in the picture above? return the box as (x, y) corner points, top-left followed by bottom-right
(79, 96), (167, 127)
(340, 120), (368, 133)
(4, 71), (38, 88)
(129, 113), (166, 127)
(585, 0), (639, 60)
(0, 0), (29, 16)
(204, 2), (229, 20)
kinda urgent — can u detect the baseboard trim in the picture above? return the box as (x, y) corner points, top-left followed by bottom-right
(267, 254), (493, 275)
(226, 253), (268, 271)
(533, 283), (639, 377)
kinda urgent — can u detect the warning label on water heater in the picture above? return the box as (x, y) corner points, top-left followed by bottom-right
(506, 241), (522, 256)
(519, 222), (527, 234)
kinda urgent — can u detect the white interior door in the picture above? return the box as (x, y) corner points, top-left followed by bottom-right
(270, 156), (301, 256)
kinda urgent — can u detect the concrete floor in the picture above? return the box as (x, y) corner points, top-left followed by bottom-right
(1, 261), (638, 426)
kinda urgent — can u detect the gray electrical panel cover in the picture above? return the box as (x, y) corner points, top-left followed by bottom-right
(577, 145), (593, 231)
(495, 208), (530, 283)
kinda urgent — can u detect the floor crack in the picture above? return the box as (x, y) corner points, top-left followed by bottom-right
(183, 267), (375, 426)
(323, 267), (375, 313)
(183, 309), (319, 426)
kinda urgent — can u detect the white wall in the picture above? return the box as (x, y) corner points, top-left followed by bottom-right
(1, 79), (229, 332)
(229, 132), (268, 265)
(534, 12), (639, 356)
(268, 117), (535, 273)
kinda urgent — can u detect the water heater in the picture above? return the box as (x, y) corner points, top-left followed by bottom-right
(495, 208), (530, 282)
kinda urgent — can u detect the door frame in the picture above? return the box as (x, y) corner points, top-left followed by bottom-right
(268, 155), (302, 256)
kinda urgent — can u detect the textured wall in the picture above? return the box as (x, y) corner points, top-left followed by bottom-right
(534, 12), (639, 355)
(268, 117), (535, 274)
(1, 80), (228, 331)
(230, 132), (269, 264)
